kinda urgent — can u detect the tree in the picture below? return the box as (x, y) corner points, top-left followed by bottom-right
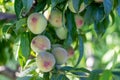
(0, 0), (120, 80)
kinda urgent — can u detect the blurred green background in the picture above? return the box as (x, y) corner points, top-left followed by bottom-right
(0, 0), (120, 80)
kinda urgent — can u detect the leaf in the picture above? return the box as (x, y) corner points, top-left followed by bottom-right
(84, 5), (96, 25)
(22, 0), (33, 14)
(51, 0), (65, 8)
(60, 66), (90, 73)
(20, 32), (30, 60)
(84, 0), (93, 5)
(112, 69), (120, 76)
(33, 1), (46, 12)
(100, 70), (112, 80)
(51, 74), (69, 80)
(94, 17), (109, 36)
(14, 0), (23, 19)
(103, 0), (113, 15)
(75, 35), (84, 67)
(13, 35), (21, 60)
(64, 9), (77, 47)
(57, 74), (69, 80)
(72, 0), (82, 12)
(117, 6), (120, 16)
(15, 18), (27, 33)
(94, 7), (104, 23)
(2, 23), (12, 34)
(88, 71), (100, 80)
(43, 72), (50, 80)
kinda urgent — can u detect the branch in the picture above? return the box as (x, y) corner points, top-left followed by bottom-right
(0, 66), (17, 80)
(0, 12), (16, 20)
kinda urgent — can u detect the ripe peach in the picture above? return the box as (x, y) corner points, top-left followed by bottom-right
(52, 47), (68, 65)
(48, 9), (65, 27)
(94, 0), (103, 3)
(68, 0), (86, 13)
(31, 35), (51, 53)
(55, 27), (67, 40)
(74, 14), (84, 29)
(27, 13), (47, 34)
(36, 51), (55, 72)
(67, 46), (74, 58)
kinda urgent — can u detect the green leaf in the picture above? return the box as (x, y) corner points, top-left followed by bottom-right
(84, 0), (93, 5)
(13, 35), (21, 60)
(84, 5), (96, 25)
(88, 71), (100, 80)
(64, 9), (77, 47)
(2, 23), (12, 34)
(100, 70), (112, 80)
(94, 7), (104, 23)
(117, 6), (120, 16)
(51, 0), (65, 8)
(75, 35), (84, 67)
(43, 72), (50, 80)
(60, 66), (90, 73)
(22, 0), (33, 14)
(33, 1), (46, 12)
(72, 0), (82, 12)
(57, 74), (69, 80)
(51, 73), (58, 80)
(20, 32), (30, 60)
(103, 0), (113, 15)
(15, 18), (27, 33)
(51, 74), (69, 80)
(14, 0), (23, 19)
(94, 17), (109, 36)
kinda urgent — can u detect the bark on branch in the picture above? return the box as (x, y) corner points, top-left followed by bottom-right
(0, 66), (17, 80)
(0, 12), (16, 20)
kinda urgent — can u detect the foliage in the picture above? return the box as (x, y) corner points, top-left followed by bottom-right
(0, 0), (120, 80)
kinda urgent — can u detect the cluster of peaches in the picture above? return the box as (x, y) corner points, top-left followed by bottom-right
(26, 0), (103, 72)
(27, 8), (78, 72)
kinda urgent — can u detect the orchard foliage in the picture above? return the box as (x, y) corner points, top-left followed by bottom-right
(0, 0), (120, 80)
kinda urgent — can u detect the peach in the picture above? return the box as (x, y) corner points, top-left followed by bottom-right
(36, 51), (55, 72)
(55, 27), (67, 40)
(68, 0), (86, 13)
(74, 14), (84, 29)
(52, 47), (68, 65)
(48, 9), (65, 27)
(31, 35), (51, 53)
(27, 13), (47, 34)
(67, 46), (74, 58)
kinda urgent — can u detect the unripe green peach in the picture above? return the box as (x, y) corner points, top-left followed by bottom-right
(74, 14), (84, 29)
(27, 13), (47, 34)
(67, 46), (74, 58)
(48, 9), (65, 27)
(94, 0), (103, 3)
(52, 47), (68, 65)
(31, 35), (51, 53)
(36, 51), (55, 72)
(68, 0), (86, 13)
(55, 27), (67, 40)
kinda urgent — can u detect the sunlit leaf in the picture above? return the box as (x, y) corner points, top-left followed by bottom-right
(100, 70), (112, 80)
